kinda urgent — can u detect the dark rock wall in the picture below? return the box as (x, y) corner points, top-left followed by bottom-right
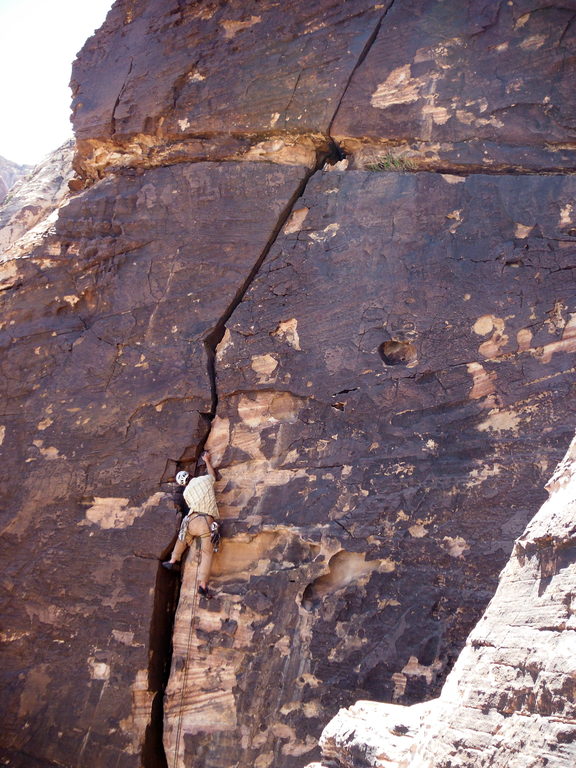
(315, 436), (576, 768)
(71, 0), (384, 137)
(70, 0), (388, 179)
(333, 0), (576, 172)
(1, 1), (575, 767)
(0, 162), (309, 767)
(196, 170), (576, 767)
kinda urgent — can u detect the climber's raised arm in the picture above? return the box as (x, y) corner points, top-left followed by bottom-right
(202, 450), (217, 481)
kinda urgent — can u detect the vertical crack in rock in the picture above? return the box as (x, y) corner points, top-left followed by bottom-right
(201, 0), (400, 420)
(327, 0), (398, 138)
(156, 14), (406, 759)
(6, 4), (576, 768)
(145, 411), (211, 768)
(111, 58), (134, 136)
(202, 158), (327, 420)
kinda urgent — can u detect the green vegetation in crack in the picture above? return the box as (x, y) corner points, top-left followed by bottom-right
(365, 152), (416, 172)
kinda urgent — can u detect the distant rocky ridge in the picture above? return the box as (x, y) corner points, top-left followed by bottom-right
(1, 2), (575, 768)
(0, 141), (74, 254)
(0, 155), (32, 204)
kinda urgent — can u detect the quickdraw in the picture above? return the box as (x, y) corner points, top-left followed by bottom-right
(209, 520), (221, 552)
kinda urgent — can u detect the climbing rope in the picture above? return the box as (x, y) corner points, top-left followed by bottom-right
(172, 541), (202, 768)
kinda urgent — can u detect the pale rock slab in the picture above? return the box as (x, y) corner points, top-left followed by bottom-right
(311, 435), (576, 767)
(0, 141), (74, 254)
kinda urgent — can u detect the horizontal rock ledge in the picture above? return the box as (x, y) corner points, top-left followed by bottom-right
(72, 132), (332, 184)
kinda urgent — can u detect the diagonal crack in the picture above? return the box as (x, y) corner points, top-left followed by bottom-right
(154, 7), (403, 762)
(202, 159), (325, 422)
(202, 1), (400, 428)
(328, 0), (398, 137)
(111, 58), (134, 136)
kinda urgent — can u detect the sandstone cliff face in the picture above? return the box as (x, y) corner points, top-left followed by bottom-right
(1, 2), (575, 768)
(333, 0), (576, 173)
(314, 434), (576, 768)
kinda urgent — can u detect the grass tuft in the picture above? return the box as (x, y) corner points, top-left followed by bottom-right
(366, 152), (416, 172)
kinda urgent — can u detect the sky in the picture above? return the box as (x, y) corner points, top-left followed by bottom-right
(0, 0), (114, 166)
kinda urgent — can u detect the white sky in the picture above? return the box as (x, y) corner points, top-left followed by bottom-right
(0, 0), (114, 166)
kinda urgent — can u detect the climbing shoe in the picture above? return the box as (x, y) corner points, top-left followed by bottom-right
(198, 585), (212, 598)
(162, 561), (180, 572)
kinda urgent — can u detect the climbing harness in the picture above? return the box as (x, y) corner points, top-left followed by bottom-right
(172, 540), (202, 768)
(181, 511), (221, 552)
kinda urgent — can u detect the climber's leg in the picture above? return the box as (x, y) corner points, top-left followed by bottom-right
(197, 534), (214, 588)
(169, 537), (188, 563)
(162, 516), (192, 571)
(185, 515), (214, 593)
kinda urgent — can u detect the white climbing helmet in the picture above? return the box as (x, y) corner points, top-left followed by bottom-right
(175, 471), (190, 486)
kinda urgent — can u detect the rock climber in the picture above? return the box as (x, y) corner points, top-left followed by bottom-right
(162, 450), (220, 598)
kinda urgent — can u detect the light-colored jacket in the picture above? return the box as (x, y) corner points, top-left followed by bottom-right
(183, 474), (219, 519)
